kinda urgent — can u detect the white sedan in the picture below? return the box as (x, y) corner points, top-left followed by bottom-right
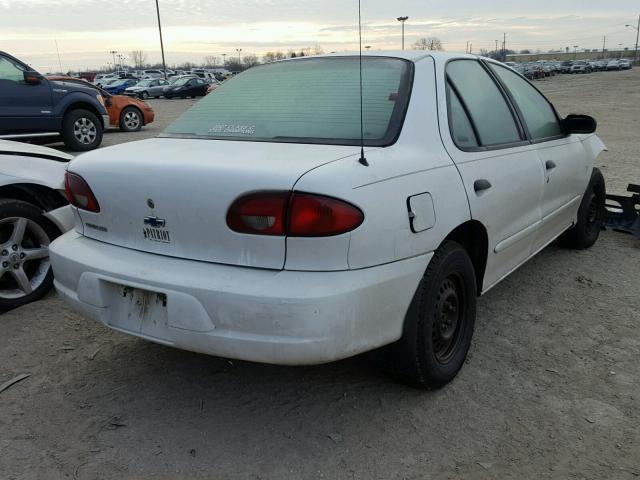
(50, 52), (606, 388)
(0, 140), (73, 310)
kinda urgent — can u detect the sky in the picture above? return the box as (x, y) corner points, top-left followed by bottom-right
(0, 0), (638, 72)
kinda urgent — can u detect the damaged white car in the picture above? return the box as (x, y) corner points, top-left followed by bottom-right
(0, 140), (73, 310)
(50, 52), (606, 388)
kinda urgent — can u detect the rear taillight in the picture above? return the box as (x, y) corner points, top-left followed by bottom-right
(65, 172), (100, 212)
(227, 192), (363, 237)
(288, 193), (364, 236)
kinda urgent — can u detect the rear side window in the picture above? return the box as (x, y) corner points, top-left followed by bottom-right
(489, 64), (563, 141)
(446, 83), (479, 148)
(446, 60), (521, 147)
(163, 57), (413, 146)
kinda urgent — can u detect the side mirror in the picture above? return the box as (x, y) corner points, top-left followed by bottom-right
(562, 114), (597, 134)
(23, 71), (43, 85)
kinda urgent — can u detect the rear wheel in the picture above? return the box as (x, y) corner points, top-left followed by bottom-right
(119, 106), (143, 132)
(140, 91), (149, 100)
(0, 200), (60, 312)
(61, 109), (103, 151)
(380, 241), (477, 389)
(558, 168), (606, 249)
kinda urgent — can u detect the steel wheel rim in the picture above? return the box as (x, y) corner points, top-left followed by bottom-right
(585, 190), (603, 236)
(432, 273), (465, 364)
(123, 111), (141, 129)
(73, 117), (97, 144)
(0, 217), (51, 299)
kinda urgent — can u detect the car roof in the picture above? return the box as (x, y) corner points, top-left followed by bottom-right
(279, 50), (480, 64)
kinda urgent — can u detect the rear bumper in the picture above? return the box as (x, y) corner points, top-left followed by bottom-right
(50, 232), (430, 365)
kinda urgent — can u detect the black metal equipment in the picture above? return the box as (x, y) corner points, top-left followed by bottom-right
(604, 184), (640, 239)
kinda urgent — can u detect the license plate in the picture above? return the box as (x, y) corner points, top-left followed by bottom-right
(143, 226), (171, 243)
(108, 285), (168, 336)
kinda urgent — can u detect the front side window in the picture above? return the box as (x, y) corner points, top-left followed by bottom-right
(163, 57), (413, 146)
(489, 64), (563, 141)
(446, 60), (521, 147)
(0, 56), (26, 82)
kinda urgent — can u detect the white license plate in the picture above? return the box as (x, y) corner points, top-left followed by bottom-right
(143, 226), (171, 243)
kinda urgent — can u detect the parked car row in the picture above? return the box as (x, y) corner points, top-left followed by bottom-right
(93, 74), (219, 99)
(504, 58), (633, 80)
(93, 67), (230, 87)
(123, 75), (217, 99)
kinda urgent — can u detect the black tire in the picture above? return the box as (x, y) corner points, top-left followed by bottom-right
(119, 106), (143, 132)
(558, 168), (606, 249)
(140, 91), (149, 100)
(380, 241), (477, 389)
(61, 109), (103, 151)
(0, 199), (61, 312)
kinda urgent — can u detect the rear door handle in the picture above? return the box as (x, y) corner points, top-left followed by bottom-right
(474, 179), (492, 192)
(545, 160), (557, 170)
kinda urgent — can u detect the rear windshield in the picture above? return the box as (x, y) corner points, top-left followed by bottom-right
(161, 56), (413, 146)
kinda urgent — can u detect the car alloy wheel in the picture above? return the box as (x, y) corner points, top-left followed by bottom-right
(73, 117), (98, 145)
(123, 111), (141, 130)
(0, 217), (50, 300)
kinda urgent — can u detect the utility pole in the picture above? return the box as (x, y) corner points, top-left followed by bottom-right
(602, 36), (606, 59)
(495, 39), (499, 56)
(626, 14), (640, 65)
(109, 50), (117, 72)
(155, 0), (167, 79)
(397, 16), (409, 50)
(502, 32), (506, 62)
(236, 48), (242, 64)
(636, 14), (640, 65)
(54, 39), (63, 73)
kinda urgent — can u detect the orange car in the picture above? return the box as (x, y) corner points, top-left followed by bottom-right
(46, 76), (154, 132)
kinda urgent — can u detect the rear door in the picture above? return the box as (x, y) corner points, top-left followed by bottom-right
(487, 62), (583, 250)
(0, 54), (54, 133)
(438, 59), (544, 291)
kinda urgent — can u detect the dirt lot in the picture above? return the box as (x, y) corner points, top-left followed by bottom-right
(1, 69), (639, 480)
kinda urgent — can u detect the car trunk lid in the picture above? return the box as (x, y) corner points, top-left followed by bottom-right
(69, 137), (360, 269)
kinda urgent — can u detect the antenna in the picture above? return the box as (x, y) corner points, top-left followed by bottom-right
(357, 0), (369, 166)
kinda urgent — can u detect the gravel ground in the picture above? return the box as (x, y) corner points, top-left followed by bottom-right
(1, 69), (639, 480)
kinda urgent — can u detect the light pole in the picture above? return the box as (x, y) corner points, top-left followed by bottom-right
(397, 16), (408, 50)
(236, 48), (242, 65)
(494, 39), (499, 56)
(109, 50), (117, 72)
(573, 45), (579, 59)
(625, 14), (640, 65)
(155, 0), (167, 79)
(222, 53), (227, 65)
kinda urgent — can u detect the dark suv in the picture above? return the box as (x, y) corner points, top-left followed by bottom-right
(0, 51), (109, 151)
